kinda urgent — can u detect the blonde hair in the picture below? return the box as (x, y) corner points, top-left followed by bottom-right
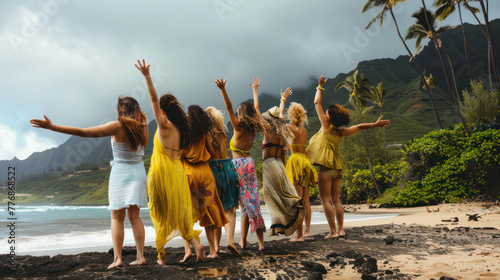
(205, 106), (228, 154)
(286, 102), (308, 129)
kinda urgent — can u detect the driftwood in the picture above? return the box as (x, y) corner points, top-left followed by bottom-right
(467, 213), (482, 221)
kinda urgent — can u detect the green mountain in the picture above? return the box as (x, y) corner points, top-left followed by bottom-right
(1, 19), (499, 184)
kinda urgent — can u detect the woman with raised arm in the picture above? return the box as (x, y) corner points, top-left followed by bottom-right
(283, 99), (317, 242)
(258, 86), (304, 237)
(181, 105), (229, 261)
(30, 96), (149, 269)
(307, 75), (390, 239)
(205, 106), (242, 255)
(135, 59), (205, 264)
(215, 78), (266, 251)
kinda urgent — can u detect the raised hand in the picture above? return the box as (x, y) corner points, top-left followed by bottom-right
(318, 75), (327, 88)
(281, 87), (292, 100)
(215, 78), (227, 90)
(248, 77), (261, 91)
(30, 115), (54, 130)
(374, 115), (390, 127)
(135, 59), (151, 77)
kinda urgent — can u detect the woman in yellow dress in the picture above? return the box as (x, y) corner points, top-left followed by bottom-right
(182, 105), (229, 260)
(282, 99), (317, 242)
(136, 59), (205, 264)
(307, 75), (390, 239)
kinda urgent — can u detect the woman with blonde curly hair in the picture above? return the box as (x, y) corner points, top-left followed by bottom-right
(307, 76), (390, 239)
(205, 106), (241, 255)
(283, 101), (317, 242)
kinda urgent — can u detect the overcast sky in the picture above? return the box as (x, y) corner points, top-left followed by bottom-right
(1, 0), (498, 161)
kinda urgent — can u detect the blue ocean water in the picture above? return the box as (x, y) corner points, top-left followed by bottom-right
(0, 205), (397, 256)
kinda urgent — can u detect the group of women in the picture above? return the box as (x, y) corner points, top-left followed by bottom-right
(30, 60), (390, 268)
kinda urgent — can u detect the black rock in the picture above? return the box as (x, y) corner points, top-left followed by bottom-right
(385, 270), (394, 275)
(326, 252), (341, 259)
(385, 236), (394, 245)
(354, 257), (365, 268)
(342, 250), (362, 259)
(301, 261), (327, 274)
(439, 276), (457, 280)
(361, 273), (377, 280)
(441, 227), (450, 232)
(307, 272), (323, 280)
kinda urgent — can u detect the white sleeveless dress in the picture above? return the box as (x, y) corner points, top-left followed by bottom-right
(108, 140), (148, 210)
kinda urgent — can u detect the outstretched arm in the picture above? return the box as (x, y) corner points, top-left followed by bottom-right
(135, 59), (168, 128)
(249, 77), (263, 118)
(215, 78), (241, 131)
(340, 115), (390, 136)
(30, 115), (121, 137)
(279, 87), (292, 119)
(314, 75), (330, 130)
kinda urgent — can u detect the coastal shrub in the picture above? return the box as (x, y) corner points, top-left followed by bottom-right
(345, 160), (406, 203)
(387, 127), (500, 206)
(459, 80), (500, 127)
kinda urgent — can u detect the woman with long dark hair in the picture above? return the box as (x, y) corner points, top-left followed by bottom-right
(136, 59), (205, 264)
(30, 96), (149, 269)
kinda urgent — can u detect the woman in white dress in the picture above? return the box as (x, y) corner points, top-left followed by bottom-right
(30, 96), (149, 269)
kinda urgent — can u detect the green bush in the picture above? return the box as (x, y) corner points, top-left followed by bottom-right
(387, 127), (500, 206)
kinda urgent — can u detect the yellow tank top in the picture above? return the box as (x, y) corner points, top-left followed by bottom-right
(306, 125), (343, 169)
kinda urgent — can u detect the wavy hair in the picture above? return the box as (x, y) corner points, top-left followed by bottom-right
(327, 104), (350, 128)
(159, 93), (191, 149)
(205, 106), (227, 154)
(262, 111), (294, 145)
(286, 102), (308, 129)
(187, 105), (213, 146)
(237, 102), (267, 134)
(117, 96), (148, 151)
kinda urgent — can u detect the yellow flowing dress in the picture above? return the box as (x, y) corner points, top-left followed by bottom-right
(147, 130), (202, 260)
(306, 125), (343, 170)
(182, 135), (229, 228)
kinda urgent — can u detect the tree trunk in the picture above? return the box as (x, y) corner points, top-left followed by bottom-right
(478, 0), (500, 90)
(458, 5), (471, 76)
(441, 45), (461, 102)
(421, 0), (472, 137)
(361, 129), (381, 197)
(389, 9), (443, 130)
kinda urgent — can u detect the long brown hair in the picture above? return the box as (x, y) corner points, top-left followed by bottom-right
(117, 96), (148, 152)
(159, 93), (191, 149)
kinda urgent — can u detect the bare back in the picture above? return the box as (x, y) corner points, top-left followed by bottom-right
(287, 124), (307, 154)
(157, 121), (182, 159)
(231, 129), (256, 159)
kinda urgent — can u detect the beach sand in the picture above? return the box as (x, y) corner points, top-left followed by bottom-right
(2, 202), (499, 279)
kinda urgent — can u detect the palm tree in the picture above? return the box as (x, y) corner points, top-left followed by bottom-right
(370, 82), (387, 163)
(363, 0), (444, 131)
(335, 70), (382, 197)
(433, 0), (480, 75)
(406, 5), (471, 137)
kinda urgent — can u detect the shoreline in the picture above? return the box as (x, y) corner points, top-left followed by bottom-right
(2, 202), (499, 279)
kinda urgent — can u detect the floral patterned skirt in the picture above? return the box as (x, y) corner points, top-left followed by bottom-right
(232, 157), (266, 233)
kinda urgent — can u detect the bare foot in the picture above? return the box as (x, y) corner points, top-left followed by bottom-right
(195, 246), (205, 262)
(325, 232), (340, 239)
(157, 259), (166, 265)
(303, 231), (312, 237)
(129, 259), (146, 266)
(338, 230), (346, 237)
(179, 250), (193, 263)
(289, 236), (305, 242)
(239, 241), (249, 250)
(107, 260), (123, 269)
(258, 245), (265, 251)
(207, 252), (219, 259)
(215, 245), (220, 254)
(227, 244), (241, 255)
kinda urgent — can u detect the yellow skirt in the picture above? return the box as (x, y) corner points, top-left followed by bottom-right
(147, 151), (201, 260)
(285, 153), (317, 188)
